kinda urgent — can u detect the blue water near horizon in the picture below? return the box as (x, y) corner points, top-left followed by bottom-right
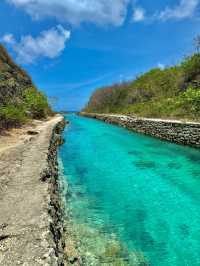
(59, 114), (200, 265)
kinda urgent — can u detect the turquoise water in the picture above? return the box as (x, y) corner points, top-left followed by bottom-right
(59, 114), (200, 265)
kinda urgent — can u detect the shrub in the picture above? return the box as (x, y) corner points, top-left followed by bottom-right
(178, 87), (200, 114)
(0, 104), (26, 129)
(0, 87), (52, 131)
(23, 87), (51, 119)
(129, 67), (182, 98)
(181, 53), (200, 82)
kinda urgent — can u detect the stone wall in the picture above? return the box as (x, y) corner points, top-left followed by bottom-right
(81, 112), (200, 148)
(42, 117), (66, 265)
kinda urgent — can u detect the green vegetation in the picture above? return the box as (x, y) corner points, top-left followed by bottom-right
(84, 52), (200, 121)
(23, 87), (51, 119)
(0, 44), (52, 131)
(0, 86), (51, 130)
(0, 105), (26, 129)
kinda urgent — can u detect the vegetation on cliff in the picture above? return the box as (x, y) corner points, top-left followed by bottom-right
(84, 52), (200, 121)
(0, 44), (52, 131)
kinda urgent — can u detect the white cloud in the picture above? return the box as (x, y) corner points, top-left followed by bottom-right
(132, 7), (145, 22)
(7, 0), (131, 26)
(157, 63), (165, 70)
(159, 0), (199, 20)
(1, 33), (16, 45)
(2, 25), (71, 64)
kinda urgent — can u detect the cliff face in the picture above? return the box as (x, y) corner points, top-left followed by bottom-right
(0, 45), (51, 131)
(0, 45), (32, 105)
(0, 115), (66, 265)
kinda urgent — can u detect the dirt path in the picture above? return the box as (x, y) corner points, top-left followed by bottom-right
(0, 115), (64, 266)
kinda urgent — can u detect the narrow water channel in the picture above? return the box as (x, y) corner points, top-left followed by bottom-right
(59, 114), (200, 266)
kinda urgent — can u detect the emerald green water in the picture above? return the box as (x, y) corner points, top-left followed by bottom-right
(59, 114), (200, 265)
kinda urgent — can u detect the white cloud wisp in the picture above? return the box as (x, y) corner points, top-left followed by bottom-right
(2, 25), (71, 64)
(132, 7), (145, 22)
(7, 0), (131, 26)
(159, 0), (199, 20)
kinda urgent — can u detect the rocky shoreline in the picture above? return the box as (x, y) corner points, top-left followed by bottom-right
(80, 112), (200, 148)
(0, 115), (66, 265)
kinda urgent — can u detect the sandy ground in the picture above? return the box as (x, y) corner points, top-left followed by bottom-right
(0, 118), (53, 153)
(0, 115), (64, 266)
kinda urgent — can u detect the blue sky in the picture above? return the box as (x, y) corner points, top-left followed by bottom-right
(0, 0), (200, 110)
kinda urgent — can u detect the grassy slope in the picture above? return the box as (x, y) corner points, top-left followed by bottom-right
(84, 53), (200, 121)
(0, 44), (52, 131)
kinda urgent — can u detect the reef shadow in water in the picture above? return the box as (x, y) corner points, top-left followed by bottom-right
(133, 160), (157, 170)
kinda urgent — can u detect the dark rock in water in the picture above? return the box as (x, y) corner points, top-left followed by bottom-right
(74, 181), (83, 186)
(74, 167), (88, 185)
(75, 191), (85, 198)
(94, 191), (103, 198)
(128, 150), (142, 156)
(187, 153), (200, 163)
(167, 162), (182, 169)
(134, 160), (156, 169)
(153, 241), (169, 258)
(192, 170), (200, 179)
(140, 231), (155, 251)
(65, 190), (72, 199)
(135, 209), (147, 223)
(179, 223), (190, 238)
(76, 166), (88, 177)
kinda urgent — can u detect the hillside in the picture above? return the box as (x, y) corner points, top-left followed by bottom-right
(84, 53), (200, 121)
(0, 44), (51, 131)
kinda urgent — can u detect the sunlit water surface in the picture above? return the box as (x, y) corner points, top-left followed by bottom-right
(59, 114), (200, 266)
